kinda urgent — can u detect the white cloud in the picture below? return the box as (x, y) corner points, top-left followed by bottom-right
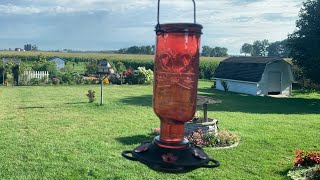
(0, 4), (75, 14)
(0, 0), (304, 53)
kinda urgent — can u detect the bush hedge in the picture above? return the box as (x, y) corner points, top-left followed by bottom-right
(1, 54), (219, 81)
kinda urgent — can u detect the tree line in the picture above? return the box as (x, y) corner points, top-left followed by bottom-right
(116, 45), (155, 55)
(201, 46), (228, 57)
(116, 45), (229, 57)
(240, 39), (290, 58)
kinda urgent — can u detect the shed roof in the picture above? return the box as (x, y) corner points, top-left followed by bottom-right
(50, 56), (65, 62)
(214, 56), (283, 82)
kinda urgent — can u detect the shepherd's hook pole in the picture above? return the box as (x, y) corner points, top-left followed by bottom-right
(100, 76), (103, 106)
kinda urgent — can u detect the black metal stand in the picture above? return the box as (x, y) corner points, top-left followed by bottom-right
(122, 136), (220, 173)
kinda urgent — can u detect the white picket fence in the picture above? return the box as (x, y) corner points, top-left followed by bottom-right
(20, 71), (49, 83)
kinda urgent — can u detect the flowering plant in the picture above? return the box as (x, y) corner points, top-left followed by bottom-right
(186, 129), (209, 147)
(103, 78), (109, 84)
(123, 69), (132, 77)
(288, 151), (320, 180)
(151, 128), (160, 135)
(52, 78), (60, 85)
(295, 150), (320, 167)
(288, 165), (320, 180)
(308, 166), (320, 180)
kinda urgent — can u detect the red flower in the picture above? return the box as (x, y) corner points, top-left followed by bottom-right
(123, 69), (132, 77)
(294, 150), (320, 167)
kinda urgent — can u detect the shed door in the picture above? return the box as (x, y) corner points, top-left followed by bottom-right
(268, 72), (281, 94)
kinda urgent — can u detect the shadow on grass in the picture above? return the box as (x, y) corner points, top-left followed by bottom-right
(197, 88), (320, 114)
(278, 168), (291, 178)
(119, 95), (152, 107)
(18, 106), (45, 109)
(118, 87), (320, 114)
(65, 102), (87, 104)
(116, 134), (155, 145)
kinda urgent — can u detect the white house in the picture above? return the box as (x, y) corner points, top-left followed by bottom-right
(50, 56), (65, 69)
(214, 57), (295, 96)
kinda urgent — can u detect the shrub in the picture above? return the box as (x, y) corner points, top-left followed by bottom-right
(122, 67), (153, 85)
(59, 72), (74, 84)
(185, 129), (239, 147)
(134, 67), (153, 85)
(0, 66), (3, 85)
(221, 80), (228, 92)
(18, 74), (29, 86)
(124, 69), (136, 84)
(204, 132), (218, 147)
(108, 73), (123, 85)
(199, 61), (219, 79)
(86, 90), (96, 103)
(6, 73), (15, 85)
(85, 61), (98, 76)
(215, 130), (240, 146)
(115, 61), (126, 73)
(288, 165), (320, 180)
(29, 78), (40, 85)
(52, 78), (60, 85)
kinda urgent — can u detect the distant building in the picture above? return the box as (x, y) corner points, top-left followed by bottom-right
(49, 56), (65, 69)
(24, 44), (32, 51)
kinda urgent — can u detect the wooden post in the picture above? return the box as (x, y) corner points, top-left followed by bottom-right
(100, 75), (105, 106)
(203, 103), (208, 122)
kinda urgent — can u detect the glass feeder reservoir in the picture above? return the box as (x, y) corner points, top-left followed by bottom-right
(122, 0), (220, 173)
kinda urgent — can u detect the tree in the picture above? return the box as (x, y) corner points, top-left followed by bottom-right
(116, 45), (154, 54)
(210, 47), (228, 57)
(287, 0), (320, 84)
(201, 46), (212, 57)
(267, 40), (290, 57)
(240, 43), (253, 56)
(145, 45), (152, 55)
(251, 40), (269, 56)
(117, 48), (127, 54)
(126, 46), (140, 54)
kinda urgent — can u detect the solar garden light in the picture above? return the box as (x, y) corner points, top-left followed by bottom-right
(121, 0), (220, 173)
(97, 60), (111, 106)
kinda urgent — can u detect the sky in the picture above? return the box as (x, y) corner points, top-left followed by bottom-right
(0, 0), (305, 54)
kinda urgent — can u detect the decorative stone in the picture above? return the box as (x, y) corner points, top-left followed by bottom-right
(184, 118), (219, 136)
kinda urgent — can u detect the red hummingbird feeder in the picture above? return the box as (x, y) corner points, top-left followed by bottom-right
(122, 0), (220, 173)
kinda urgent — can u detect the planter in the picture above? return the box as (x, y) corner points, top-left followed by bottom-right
(185, 118), (218, 136)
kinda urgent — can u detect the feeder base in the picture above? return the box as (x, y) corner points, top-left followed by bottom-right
(122, 136), (220, 173)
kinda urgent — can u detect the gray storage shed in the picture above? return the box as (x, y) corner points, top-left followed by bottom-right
(50, 56), (65, 69)
(214, 57), (295, 96)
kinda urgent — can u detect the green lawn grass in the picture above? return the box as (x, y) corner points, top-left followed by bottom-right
(0, 81), (319, 179)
